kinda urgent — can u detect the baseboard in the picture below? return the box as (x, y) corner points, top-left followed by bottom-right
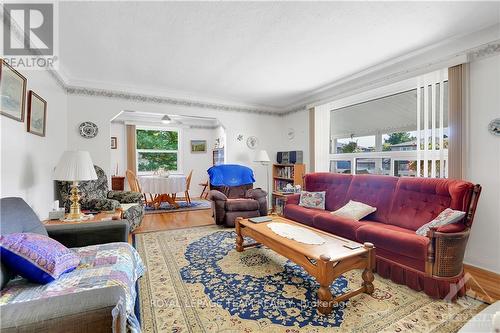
(463, 264), (500, 304)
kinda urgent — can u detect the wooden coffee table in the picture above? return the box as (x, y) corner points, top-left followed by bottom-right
(235, 216), (375, 315)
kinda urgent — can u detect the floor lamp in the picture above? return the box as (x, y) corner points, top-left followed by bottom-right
(254, 150), (271, 207)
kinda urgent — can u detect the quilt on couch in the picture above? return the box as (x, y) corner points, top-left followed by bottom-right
(0, 242), (145, 331)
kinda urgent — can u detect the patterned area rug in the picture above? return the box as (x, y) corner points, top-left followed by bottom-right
(144, 199), (212, 214)
(135, 226), (485, 332)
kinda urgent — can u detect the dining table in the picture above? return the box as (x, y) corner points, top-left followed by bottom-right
(138, 174), (187, 209)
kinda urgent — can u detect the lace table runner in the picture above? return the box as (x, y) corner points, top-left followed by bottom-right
(266, 222), (325, 245)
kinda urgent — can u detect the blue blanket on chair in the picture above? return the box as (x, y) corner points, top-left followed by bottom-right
(207, 164), (255, 187)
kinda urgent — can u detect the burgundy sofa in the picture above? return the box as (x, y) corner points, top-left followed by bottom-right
(284, 173), (481, 299)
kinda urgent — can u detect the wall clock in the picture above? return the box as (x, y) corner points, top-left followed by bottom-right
(79, 121), (99, 138)
(246, 136), (258, 149)
(488, 118), (500, 136)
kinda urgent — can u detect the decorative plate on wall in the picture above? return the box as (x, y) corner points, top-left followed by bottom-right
(79, 121), (99, 138)
(246, 136), (258, 149)
(488, 118), (500, 136)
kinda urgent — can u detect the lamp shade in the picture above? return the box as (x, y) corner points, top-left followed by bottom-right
(254, 150), (270, 163)
(53, 151), (98, 181)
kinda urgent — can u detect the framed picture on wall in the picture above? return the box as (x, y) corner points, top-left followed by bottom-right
(111, 136), (117, 149)
(0, 59), (27, 122)
(191, 140), (207, 153)
(27, 91), (47, 137)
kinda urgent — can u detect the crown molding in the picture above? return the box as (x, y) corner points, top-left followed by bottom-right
(65, 84), (284, 116)
(467, 40), (500, 62)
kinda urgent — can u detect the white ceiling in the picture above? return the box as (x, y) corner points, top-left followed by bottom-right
(59, 1), (500, 110)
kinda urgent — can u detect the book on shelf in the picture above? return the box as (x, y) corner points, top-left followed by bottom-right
(275, 166), (294, 179)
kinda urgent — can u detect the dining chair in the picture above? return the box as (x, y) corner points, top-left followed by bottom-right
(176, 170), (193, 204)
(199, 180), (209, 199)
(126, 169), (156, 206)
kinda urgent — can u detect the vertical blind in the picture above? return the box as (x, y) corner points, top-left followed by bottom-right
(416, 69), (449, 178)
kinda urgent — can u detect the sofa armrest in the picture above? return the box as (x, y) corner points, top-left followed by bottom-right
(208, 190), (228, 201)
(436, 223), (467, 233)
(246, 188), (268, 216)
(107, 191), (143, 204)
(0, 286), (126, 333)
(426, 227), (470, 278)
(46, 220), (129, 248)
(284, 193), (301, 206)
(245, 188), (267, 199)
(80, 198), (121, 212)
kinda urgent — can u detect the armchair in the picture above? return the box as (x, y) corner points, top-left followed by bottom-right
(207, 164), (268, 227)
(57, 165), (144, 231)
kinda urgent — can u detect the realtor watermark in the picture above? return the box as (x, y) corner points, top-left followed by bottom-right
(2, 2), (59, 70)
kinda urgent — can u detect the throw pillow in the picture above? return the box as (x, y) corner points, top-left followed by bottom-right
(415, 208), (466, 236)
(0, 233), (80, 284)
(299, 191), (326, 210)
(331, 200), (377, 221)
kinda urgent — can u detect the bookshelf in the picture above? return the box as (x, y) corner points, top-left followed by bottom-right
(272, 163), (305, 215)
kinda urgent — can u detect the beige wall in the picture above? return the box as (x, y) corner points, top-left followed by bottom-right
(464, 54), (500, 273)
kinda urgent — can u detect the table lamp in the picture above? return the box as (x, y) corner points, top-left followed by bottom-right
(254, 150), (271, 203)
(53, 151), (97, 220)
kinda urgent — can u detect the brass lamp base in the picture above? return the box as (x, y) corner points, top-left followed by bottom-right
(67, 181), (84, 220)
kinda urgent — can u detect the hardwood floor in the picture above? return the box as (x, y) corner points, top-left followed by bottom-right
(133, 206), (215, 234)
(463, 264), (500, 304)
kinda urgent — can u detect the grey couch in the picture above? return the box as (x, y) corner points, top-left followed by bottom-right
(0, 197), (131, 333)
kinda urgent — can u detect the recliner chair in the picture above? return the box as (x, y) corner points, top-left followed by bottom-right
(207, 164), (267, 227)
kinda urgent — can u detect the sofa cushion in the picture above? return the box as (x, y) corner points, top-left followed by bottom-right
(303, 173), (352, 211)
(1, 197), (48, 290)
(284, 204), (323, 226)
(299, 191), (326, 210)
(356, 222), (429, 260)
(225, 198), (259, 211)
(331, 200), (377, 221)
(415, 208), (466, 236)
(312, 213), (363, 240)
(0, 233), (80, 284)
(345, 175), (398, 223)
(388, 178), (474, 231)
(375, 247), (426, 273)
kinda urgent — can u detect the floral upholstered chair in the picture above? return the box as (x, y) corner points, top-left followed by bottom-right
(57, 165), (144, 231)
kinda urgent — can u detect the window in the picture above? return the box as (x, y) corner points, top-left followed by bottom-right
(328, 69), (448, 178)
(136, 128), (180, 173)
